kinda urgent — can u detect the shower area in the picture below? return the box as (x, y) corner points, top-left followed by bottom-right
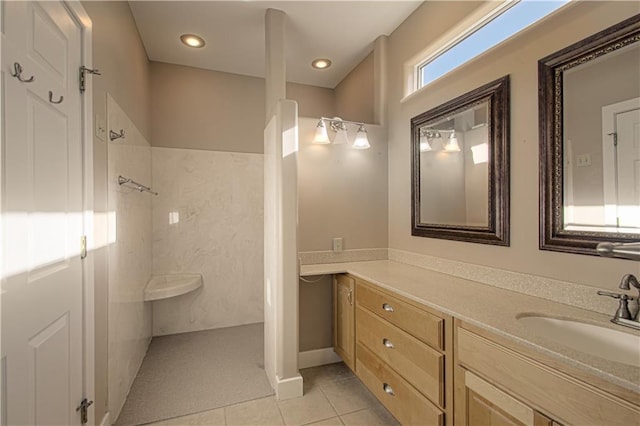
(105, 95), (271, 425)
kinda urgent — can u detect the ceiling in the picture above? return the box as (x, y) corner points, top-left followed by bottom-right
(129, 1), (422, 88)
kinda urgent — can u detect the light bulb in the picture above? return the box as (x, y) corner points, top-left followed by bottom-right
(333, 125), (349, 145)
(313, 120), (330, 144)
(419, 134), (432, 152)
(180, 34), (205, 48)
(443, 131), (460, 152)
(353, 125), (370, 149)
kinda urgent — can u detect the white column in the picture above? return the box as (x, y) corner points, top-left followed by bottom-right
(264, 8), (302, 400)
(265, 8), (286, 124)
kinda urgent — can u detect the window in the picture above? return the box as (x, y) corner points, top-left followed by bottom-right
(418, 0), (569, 89)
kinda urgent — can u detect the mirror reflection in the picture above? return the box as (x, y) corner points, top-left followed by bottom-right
(538, 14), (640, 255)
(418, 102), (489, 226)
(411, 75), (510, 246)
(563, 42), (640, 234)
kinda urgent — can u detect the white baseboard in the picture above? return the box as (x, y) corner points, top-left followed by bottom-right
(298, 347), (342, 369)
(275, 374), (303, 400)
(100, 411), (111, 426)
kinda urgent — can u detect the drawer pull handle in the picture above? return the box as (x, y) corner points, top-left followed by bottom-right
(382, 338), (394, 349)
(382, 303), (394, 312)
(383, 383), (395, 396)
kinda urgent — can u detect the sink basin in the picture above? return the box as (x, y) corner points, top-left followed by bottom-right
(517, 314), (640, 367)
(144, 274), (203, 301)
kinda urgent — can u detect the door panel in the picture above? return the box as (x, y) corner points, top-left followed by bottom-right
(1, 1), (84, 424)
(30, 314), (71, 425)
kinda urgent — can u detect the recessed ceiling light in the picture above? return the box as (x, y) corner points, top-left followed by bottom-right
(312, 58), (332, 70)
(180, 34), (205, 48)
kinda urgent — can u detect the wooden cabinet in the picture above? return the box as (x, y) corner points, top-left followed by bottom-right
(454, 321), (640, 426)
(332, 274), (639, 426)
(353, 279), (453, 426)
(333, 274), (355, 370)
(460, 369), (556, 426)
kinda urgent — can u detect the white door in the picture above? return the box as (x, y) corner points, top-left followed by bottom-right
(1, 1), (85, 424)
(615, 107), (640, 229)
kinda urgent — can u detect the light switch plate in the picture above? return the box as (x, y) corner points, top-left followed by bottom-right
(95, 114), (106, 141)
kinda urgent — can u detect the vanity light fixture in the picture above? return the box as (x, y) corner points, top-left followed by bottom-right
(312, 117), (370, 149)
(312, 58), (332, 69)
(180, 34), (205, 48)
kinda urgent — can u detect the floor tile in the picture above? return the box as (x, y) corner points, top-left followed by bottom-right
(321, 377), (379, 415)
(225, 396), (284, 425)
(277, 387), (338, 426)
(300, 362), (355, 389)
(340, 407), (399, 426)
(144, 407), (225, 425)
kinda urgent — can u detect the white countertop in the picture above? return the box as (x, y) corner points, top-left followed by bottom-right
(301, 260), (640, 394)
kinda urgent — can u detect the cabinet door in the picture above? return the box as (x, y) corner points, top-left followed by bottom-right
(334, 274), (355, 370)
(462, 370), (555, 426)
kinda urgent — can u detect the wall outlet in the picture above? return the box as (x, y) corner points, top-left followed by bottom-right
(332, 237), (343, 253)
(576, 153), (592, 167)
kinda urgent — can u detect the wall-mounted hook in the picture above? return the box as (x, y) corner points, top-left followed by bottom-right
(11, 62), (35, 83)
(48, 91), (64, 104)
(109, 129), (125, 141)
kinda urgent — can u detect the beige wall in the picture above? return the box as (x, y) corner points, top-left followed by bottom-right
(81, 1), (151, 420)
(387, 1), (640, 290)
(150, 62), (338, 154)
(298, 116), (388, 351)
(564, 44), (640, 209)
(151, 62), (265, 153)
(335, 52), (375, 124)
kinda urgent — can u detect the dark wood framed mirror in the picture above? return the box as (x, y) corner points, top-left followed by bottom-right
(539, 14), (640, 256)
(411, 75), (510, 245)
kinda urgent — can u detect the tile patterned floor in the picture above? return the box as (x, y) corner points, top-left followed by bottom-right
(145, 362), (399, 425)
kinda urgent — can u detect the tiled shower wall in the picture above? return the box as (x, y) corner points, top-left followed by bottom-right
(107, 95), (153, 420)
(151, 147), (264, 336)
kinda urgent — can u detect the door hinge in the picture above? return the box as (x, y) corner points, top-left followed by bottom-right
(79, 66), (101, 93)
(76, 398), (93, 424)
(80, 235), (87, 259)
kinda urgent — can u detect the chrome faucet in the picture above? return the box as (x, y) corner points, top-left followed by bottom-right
(619, 274), (640, 319)
(597, 291), (633, 320)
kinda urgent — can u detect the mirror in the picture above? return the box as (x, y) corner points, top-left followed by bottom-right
(539, 15), (640, 255)
(411, 76), (510, 245)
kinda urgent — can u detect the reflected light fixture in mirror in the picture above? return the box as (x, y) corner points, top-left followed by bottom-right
(443, 131), (461, 152)
(180, 34), (205, 48)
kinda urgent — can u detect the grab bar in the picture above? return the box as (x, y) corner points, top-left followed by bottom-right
(118, 175), (158, 196)
(596, 242), (640, 261)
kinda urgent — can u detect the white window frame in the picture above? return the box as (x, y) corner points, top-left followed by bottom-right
(402, 0), (573, 102)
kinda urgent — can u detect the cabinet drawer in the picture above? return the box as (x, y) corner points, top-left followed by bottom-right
(356, 342), (444, 426)
(356, 306), (444, 407)
(457, 327), (640, 426)
(356, 281), (444, 350)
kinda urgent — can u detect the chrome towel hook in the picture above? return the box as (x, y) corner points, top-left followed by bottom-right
(11, 62), (35, 83)
(109, 129), (125, 141)
(49, 91), (64, 104)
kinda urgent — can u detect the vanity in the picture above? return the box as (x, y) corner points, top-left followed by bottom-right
(303, 260), (640, 426)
